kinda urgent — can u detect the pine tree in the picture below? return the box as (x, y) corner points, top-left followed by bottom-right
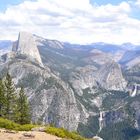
(3, 73), (17, 120)
(16, 87), (30, 124)
(0, 79), (5, 117)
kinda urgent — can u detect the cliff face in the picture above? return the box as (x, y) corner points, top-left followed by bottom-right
(0, 32), (139, 140)
(96, 62), (127, 90)
(12, 32), (43, 67)
(0, 59), (85, 131)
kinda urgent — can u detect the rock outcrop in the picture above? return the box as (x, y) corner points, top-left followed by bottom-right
(96, 62), (127, 90)
(0, 59), (84, 131)
(12, 32), (44, 67)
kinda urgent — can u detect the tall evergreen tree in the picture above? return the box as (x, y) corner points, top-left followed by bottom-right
(3, 73), (17, 120)
(16, 87), (30, 124)
(0, 79), (5, 117)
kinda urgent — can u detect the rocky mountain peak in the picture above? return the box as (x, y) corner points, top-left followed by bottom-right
(12, 32), (44, 67)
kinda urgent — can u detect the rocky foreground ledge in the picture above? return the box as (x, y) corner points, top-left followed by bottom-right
(0, 128), (102, 140)
(0, 128), (61, 140)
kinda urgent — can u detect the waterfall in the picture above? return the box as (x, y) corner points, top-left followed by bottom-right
(99, 111), (104, 132)
(94, 111), (104, 139)
(131, 84), (137, 97)
(93, 136), (103, 140)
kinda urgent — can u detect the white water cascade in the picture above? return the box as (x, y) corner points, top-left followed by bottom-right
(99, 111), (104, 132)
(131, 84), (137, 97)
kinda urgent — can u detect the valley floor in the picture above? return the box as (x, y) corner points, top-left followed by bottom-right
(0, 129), (61, 140)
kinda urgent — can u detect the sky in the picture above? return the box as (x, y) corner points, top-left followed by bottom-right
(0, 0), (140, 44)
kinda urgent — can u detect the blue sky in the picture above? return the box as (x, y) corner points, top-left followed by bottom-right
(0, 0), (140, 44)
(0, 0), (131, 11)
(0, 0), (24, 11)
(90, 0), (130, 5)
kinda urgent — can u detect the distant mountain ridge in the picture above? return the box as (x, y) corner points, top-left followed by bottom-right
(0, 40), (12, 56)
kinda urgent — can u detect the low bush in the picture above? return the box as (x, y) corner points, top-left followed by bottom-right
(18, 124), (35, 131)
(46, 127), (66, 138)
(0, 117), (35, 131)
(0, 117), (89, 140)
(45, 126), (86, 140)
(0, 117), (20, 130)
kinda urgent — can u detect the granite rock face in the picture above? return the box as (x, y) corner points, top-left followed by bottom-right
(96, 62), (127, 91)
(12, 32), (44, 67)
(131, 101), (140, 130)
(0, 59), (84, 131)
(69, 61), (127, 97)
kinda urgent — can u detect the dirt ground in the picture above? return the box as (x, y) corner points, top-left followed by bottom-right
(0, 129), (62, 140)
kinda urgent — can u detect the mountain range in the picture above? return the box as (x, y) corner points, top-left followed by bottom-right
(0, 32), (140, 140)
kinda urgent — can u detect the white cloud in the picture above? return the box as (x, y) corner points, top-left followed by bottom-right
(135, 0), (140, 6)
(0, 0), (140, 45)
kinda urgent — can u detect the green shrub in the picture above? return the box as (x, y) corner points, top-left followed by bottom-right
(18, 124), (35, 131)
(0, 117), (88, 140)
(0, 117), (20, 130)
(0, 117), (35, 131)
(45, 126), (86, 140)
(46, 127), (66, 138)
